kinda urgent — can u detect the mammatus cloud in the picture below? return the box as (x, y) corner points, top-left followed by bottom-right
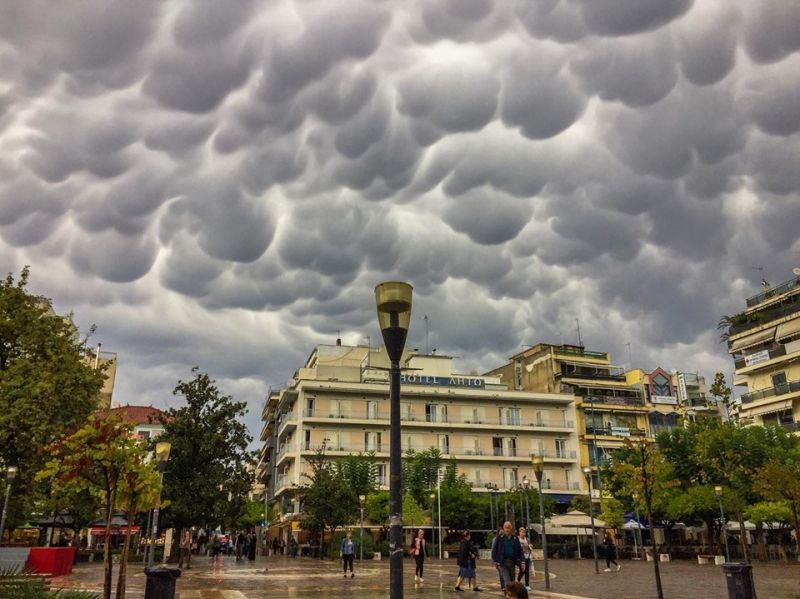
(1, 0), (799, 437)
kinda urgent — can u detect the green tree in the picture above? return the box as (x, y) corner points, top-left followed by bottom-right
(335, 453), (378, 499)
(38, 413), (159, 599)
(365, 490), (390, 526)
(403, 493), (425, 528)
(403, 447), (442, 506)
(235, 499), (269, 530)
(158, 369), (255, 533)
(569, 495), (592, 514)
(709, 372), (733, 421)
(0, 267), (105, 530)
(298, 448), (357, 555)
(754, 456), (800, 559)
(599, 496), (625, 529)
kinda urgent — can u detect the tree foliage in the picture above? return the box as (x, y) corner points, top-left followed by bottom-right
(37, 413), (158, 599)
(0, 267), (105, 528)
(403, 447), (442, 506)
(334, 452), (378, 499)
(158, 369), (255, 531)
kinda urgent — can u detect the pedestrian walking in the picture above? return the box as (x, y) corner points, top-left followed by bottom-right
(288, 535), (297, 558)
(341, 530), (356, 578)
(603, 533), (620, 572)
(236, 531), (246, 561)
(248, 532), (257, 561)
(212, 535), (222, 562)
(491, 522), (524, 592)
(411, 529), (427, 583)
(177, 529), (192, 569)
(454, 530), (482, 592)
(516, 527), (533, 590)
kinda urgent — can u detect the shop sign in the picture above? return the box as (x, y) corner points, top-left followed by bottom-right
(744, 350), (770, 366)
(651, 395), (678, 405)
(399, 374), (485, 388)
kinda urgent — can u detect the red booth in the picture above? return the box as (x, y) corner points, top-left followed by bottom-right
(26, 547), (77, 576)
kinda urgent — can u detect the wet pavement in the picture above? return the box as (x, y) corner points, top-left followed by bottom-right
(50, 554), (800, 599)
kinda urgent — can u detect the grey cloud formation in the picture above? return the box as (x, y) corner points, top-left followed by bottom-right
(1, 0), (799, 439)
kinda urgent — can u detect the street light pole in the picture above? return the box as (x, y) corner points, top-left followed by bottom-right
(148, 442), (171, 568)
(715, 486), (730, 563)
(532, 457), (550, 590)
(0, 466), (18, 546)
(429, 493), (436, 553)
(359, 495), (366, 561)
(375, 282), (413, 599)
(522, 477), (531, 540)
(583, 467), (600, 574)
(437, 470), (442, 560)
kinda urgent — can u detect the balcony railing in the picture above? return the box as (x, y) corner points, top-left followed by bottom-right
(779, 421), (800, 432)
(728, 300), (800, 337)
(741, 379), (800, 404)
(302, 408), (573, 428)
(531, 449), (578, 459)
(493, 447), (518, 457)
(745, 276), (800, 308)
(554, 345), (609, 361)
(469, 479), (582, 491)
(558, 368), (626, 382)
(582, 394), (644, 407)
(734, 345), (787, 370)
(585, 425), (647, 437)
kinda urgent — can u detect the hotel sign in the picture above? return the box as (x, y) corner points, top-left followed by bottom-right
(399, 374), (485, 389)
(651, 395), (678, 405)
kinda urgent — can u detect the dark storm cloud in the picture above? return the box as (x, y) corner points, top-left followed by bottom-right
(2, 0), (799, 438)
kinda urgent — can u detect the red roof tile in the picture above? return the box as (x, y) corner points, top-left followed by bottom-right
(105, 405), (169, 425)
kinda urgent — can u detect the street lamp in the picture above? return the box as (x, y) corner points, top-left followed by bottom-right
(583, 467), (600, 574)
(359, 495), (366, 561)
(148, 442), (171, 568)
(429, 493), (436, 553)
(375, 281), (412, 599)
(715, 486), (730, 563)
(522, 476), (531, 533)
(0, 466), (18, 546)
(531, 456), (550, 590)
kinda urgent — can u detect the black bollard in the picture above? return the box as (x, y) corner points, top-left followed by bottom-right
(144, 566), (181, 599)
(722, 563), (756, 599)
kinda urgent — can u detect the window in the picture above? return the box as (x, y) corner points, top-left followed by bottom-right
(493, 437), (516, 456)
(401, 403), (413, 421)
(374, 464), (387, 486)
(499, 407), (521, 425)
(366, 400), (378, 419)
(473, 469), (483, 485)
(426, 404), (447, 422)
(771, 372), (788, 387)
(503, 468), (518, 488)
(652, 373), (671, 396)
(438, 434), (450, 454)
(364, 432), (381, 452)
(305, 397), (315, 417)
(138, 430), (151, 440)
(535, 411), (543, 426)
(304, 430), (311, 450)
(555, 439), (567, 458)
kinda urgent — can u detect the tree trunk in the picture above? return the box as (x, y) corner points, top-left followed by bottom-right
(115, 517), (133, 599)
(647, 504), (664, 599)
(792, 505), (800, 563)
(103, 490), (116, 599)
(754, 522), (766, 562)
(737, 511), (750, 564)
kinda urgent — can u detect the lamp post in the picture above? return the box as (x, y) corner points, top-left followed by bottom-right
(375, 281), (413, 599)
(429, 493), (436, 554)
(532, 457), (550, 590)
(715, 486), (730, 563)
(148, 442), (171, 568)
(522, 477), (531, 532)
(583, 467), (600, 574)
(359, 495), (366, 561)
(0, 466), (18, 546)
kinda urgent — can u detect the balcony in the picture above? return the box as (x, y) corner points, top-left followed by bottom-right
(585, 425), (647, 437)
(728, 300), (800, 337)
(558, 367), (626, 382)
(554, 345), (609, 361)
(531, 449), (578, 460)
(745, 276), (800, 308)
(734, 344), (787, 370)
(780, 421), (800, 432)
(493, 447), (518, 457)
(582, 394), (644, 407)
(740, 379), (800, 404)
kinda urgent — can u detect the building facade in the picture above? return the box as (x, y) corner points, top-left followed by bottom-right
(724, 273), (800, 431)
(107, 405), (166, 440)
(257, 343), (586, 536)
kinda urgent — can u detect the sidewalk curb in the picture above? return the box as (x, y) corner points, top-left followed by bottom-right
(533, 592), (596, 599)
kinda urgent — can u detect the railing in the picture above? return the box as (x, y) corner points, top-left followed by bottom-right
(741, 379), (800, 404)
(542, 481), (582, 491)
(493, 447), (518, 457)
(558, 368), (626, 381)
(734, 345), (787, 370)
(302, 408), (573, 428)
(582, 394), (644, 407)
(554, 345), (609, 360)
(728, 300), (800, 336)
(746, 276), (800, 307)
(531, 449), (578, 459)
(585, 426), (647, 437)
(780, 421), (800, 432)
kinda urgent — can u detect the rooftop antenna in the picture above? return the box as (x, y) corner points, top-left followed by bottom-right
(424, 315), (429, 355)
(94, 342), (102, 369)
(793, 267), (800, 277)
(753, 266), (769, 289)
(575, 318), (583, 347)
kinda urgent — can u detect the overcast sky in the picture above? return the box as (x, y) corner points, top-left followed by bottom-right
(2, 0), (799, 438)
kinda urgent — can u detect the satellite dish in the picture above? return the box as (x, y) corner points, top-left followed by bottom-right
(793, 268), (800, 276)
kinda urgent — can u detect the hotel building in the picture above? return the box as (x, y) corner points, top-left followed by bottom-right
(723, 273), (800, 431)
(257, 343), (586, 533)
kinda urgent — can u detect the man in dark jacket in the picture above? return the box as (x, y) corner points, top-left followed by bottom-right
(491, 521), (524, 591)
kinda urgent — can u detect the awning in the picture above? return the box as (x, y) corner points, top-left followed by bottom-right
(90, 526), (140, 536)
(729, 327), (776, 353)
(776, 318), (800, 342)
(745, 402), (792, 417)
